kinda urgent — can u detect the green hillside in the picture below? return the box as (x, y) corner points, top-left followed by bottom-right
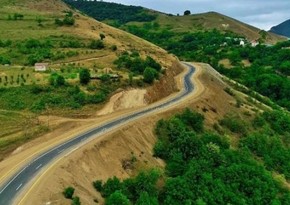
(64, 0), (290, 111)
(86, 108), (290, 204)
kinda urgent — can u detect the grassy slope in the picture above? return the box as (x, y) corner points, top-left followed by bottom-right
(0, 0), (177, 159)
(64, 0), (285, 43)
(0, 0), (172, 65)
(143, 11), (285, 43)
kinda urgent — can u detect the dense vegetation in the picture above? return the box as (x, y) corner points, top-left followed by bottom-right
(64, 1), (290, 110)
(88, 108), (290, 204)
(0, 35), (106, 66)
(121, 23), (290, 110)
(0, 80), (108, 112)
(64, 0), (156, 25)
(114, 51), (162, 84)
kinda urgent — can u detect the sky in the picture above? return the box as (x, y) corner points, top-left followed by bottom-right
(105, 0), (290, 30)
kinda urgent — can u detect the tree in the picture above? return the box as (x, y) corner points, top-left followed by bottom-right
(72, 196), (81, 205)
(184, 10), (191, 16)
(56, 75), (65, 86)
(143, 67), (157, 84)
(102, 176), (122, 197)
(89, 40), (105, 49)
(100, 33), (106, 40)
(93, 180), (103, 192)
(63, 16), (75, 26)
(79, 68), (91, 85)
(136, 192), (158, 205)
(105, 191), (130, 205)
(63, 186), (75, 199)
(145, 56), (161, 72)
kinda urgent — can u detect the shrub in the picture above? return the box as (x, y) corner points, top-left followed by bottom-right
(63, 186), (75, 199)
(72, 196), (81, 205)
(93, 180), (103, 192)
(105, 191), (130, 205)
(219, 115), (247, 135)
(143, 67), (157, 84)
(89, 40), (105, 49)
(79, 68), (91, 85)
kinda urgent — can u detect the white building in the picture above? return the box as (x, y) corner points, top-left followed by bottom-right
(251, 40), (259, 47)
(35, 63), (48, 72)
(240, 40), (245, 47)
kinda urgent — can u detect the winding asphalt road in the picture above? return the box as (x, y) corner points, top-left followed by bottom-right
(0, 63), (196, 205)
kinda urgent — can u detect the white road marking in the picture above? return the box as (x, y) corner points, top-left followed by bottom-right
(0, 167), (27, 194)
(35, 164), (42, 170)
(16, 183), (22, 191)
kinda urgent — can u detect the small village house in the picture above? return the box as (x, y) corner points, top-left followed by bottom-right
(34, 63), (48, 72)
(239, 40), (245, 47)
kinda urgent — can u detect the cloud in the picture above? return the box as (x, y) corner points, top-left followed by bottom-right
(106, 0), (290, 30)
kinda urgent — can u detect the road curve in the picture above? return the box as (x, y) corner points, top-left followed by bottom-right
(0, 62), (196, 205)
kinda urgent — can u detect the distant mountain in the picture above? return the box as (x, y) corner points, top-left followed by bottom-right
(64, 0), (285, 43)
(270, 19), (290, 38)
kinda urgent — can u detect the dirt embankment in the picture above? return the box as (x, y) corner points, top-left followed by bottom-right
(145, 60), (184, 103)
(97, 60), (184, 115)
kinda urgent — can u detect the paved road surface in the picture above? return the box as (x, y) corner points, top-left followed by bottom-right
(0, 62), (196, 205)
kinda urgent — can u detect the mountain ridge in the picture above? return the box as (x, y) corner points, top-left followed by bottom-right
(270, 19), (290, 38)
(64, 0), (285, 43)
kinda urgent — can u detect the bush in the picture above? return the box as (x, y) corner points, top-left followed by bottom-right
(79, 68), (91, 85)
(93, 180), (103, 192)
(143, 67), (157, 84)
(56, 75), (65, 86)
(105, 191), (130, 205)
(89, 40), (105, 49)
(184, 10), (191, 16)
(63, 186), (75, 199)
(219, 114), (247, 135)
(72, 196), (81, 205)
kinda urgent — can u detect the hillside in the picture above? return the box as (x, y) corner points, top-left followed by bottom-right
(270, 19), (290, 38)
(0, 0), (180, 160)
(64, 0), (290, 112)
(64, 0), (284, 43)
(17, 63), (290, 204)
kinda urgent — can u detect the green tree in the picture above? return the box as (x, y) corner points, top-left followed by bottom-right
(100, 33), (106, 40)
(63, 186), (75, 199)
(136, 192), (158, 205)
(89, 39), (105, 49)
(102, 176), (122, 197)
(145, 56), (161, 72)
(93, 180), (103, 192)
(105, 191), (130, 205)
(56, 75), (65, 86)
(184, 10), (191, 16)
(143, 67), (157, 84)
(72, 196), (81, 205)
(79, 68), (91, 85)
